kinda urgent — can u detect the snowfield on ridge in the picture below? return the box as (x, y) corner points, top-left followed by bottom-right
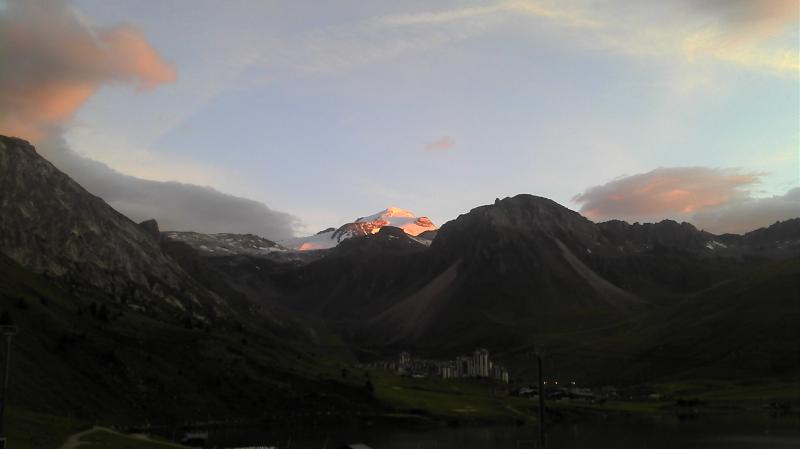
(281, 207), (437, 250)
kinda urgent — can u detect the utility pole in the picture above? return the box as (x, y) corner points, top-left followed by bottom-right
(534, 346), (546, 449)
(0, 325), (18, 449)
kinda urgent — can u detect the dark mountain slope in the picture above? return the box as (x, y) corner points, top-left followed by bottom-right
(633, 256), (800, 378)
(0, 136), (221, 319)
(429, 195), (637, 311)
(503, 256), (800, 384)
(275, 226), (432, 320)
(361, 195), (646, 349)
(0, 252), (374, 423)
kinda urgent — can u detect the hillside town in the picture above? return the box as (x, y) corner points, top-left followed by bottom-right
(365, 348), (510, 383)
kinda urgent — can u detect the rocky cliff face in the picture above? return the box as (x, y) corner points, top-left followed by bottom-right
(596, 219), (711, 251)
(0, 135), (221, 317)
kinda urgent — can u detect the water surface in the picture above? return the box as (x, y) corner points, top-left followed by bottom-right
(206, 414), (800, 449)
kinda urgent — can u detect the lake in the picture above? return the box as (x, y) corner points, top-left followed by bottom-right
(203, 414), (800, 449)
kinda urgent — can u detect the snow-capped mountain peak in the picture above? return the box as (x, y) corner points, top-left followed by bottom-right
(355, 207), (435, 236)
(281, 207), (438, 251)
(356, 206), (415, 222)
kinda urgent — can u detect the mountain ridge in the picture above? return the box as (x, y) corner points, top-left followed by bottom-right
(1, 135), (798, 424)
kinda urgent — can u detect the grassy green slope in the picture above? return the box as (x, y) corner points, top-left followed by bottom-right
(598, 257), (800, 381)
(495, 257), (800, 386)
(4, 407), (193, 449)
(5, 408), (86, 449)
(369, 370), (538, 424)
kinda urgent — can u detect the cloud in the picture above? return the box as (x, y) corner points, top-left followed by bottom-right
(683, 0), (797, 40)
(573, 167), (800, 234)
(691, 187), (800, 234)
(38, 137), (301, 240)
(367, 0), (798, 78)
(609, 0), (798, 76)
(425, 136), (456, 153)
(0, 0), (176, 142)
(675, 0), (799, 75)
(374, 1), (598, 29)
(573, 167), (759, 220)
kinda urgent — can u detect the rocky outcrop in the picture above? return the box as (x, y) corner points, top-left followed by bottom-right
(138, 219), (161, 242)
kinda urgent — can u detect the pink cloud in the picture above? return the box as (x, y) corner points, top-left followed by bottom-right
(425, 136), (456, 153)
(573, 167), (759, 222)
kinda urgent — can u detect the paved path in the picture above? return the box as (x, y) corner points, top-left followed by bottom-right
(58, 426), (104, 449)
(58, 426), (189, 449)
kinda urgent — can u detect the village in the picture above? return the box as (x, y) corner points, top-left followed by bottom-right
(363, 348), (511, 383)
(362, 348), (610, 405)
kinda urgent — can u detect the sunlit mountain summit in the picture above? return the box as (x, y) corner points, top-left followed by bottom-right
(281, 207), (438, 250)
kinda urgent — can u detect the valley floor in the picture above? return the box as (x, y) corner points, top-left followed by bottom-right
(5, 375), (798, 449)
(369, 372), (800, 424)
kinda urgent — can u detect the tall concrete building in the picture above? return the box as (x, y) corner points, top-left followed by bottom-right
(398, 351), (411, 374)
(492, 364), (509, 383)
(474, 348), (490, 377)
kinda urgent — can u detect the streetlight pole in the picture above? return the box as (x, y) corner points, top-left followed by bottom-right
(0, 325), (18, 447)
(537, 353), (545, 448)
(530, 346), (546, 449)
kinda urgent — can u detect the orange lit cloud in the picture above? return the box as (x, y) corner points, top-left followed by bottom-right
(0, 0), (176, 142)
(573, 167), (759, 222)
(425, 136), (456, 153)
(694, 0), (798, 41)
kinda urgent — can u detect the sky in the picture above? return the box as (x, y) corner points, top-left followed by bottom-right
(1, 0), (798, 238)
